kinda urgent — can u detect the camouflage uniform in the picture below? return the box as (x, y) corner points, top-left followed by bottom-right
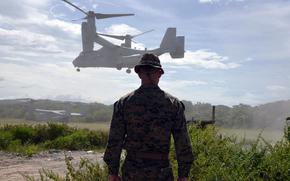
(103, 85), (194, 180)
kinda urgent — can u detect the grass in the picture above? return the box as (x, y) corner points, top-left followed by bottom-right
(0, 123), (108, 156)
(0, 119), (283, 143)
(0, 120), (288, 180)
(22, 125), (290, 181)
(0, 118), (110, 131)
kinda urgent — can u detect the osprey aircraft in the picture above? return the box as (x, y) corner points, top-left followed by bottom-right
(62, 0), (185, 73)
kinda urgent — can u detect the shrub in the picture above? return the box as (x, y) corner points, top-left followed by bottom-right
(0, 130), (13, 149)
(186, 125), (290, 180)
(33, 123), (74, 143)
(45, 129), (108, 150)
(10, 124), (290, 180)
(0, 123), (109, 156)
(46, 131), (91, 150)
(9, 124), (36, 144)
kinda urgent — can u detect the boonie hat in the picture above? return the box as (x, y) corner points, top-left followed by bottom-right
(134, 53), (164, 74)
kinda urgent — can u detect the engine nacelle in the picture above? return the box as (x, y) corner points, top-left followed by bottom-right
(81, 22), (94, 52)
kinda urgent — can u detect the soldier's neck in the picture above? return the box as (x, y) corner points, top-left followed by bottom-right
(141, 82), (159, 88)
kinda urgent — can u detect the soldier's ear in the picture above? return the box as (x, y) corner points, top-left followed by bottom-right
(137, 72), (142, 79)
(157, 70), (163, 78)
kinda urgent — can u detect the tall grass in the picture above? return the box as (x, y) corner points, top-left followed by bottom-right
(23, 156), (109, 181)
(22, 124), (290, 180)
(0, 119), (110, 131)
(186, 126), (290, 180)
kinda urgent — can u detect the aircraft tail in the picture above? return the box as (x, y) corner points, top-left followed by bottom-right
(157, 28), (184, 58)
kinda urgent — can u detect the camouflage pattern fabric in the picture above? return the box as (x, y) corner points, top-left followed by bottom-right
(121, 157), (174, 181)
(104, 85), (194, 179)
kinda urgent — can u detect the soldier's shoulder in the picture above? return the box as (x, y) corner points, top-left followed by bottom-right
(161, 90), (184, 109)
(115, 90), (138, 105)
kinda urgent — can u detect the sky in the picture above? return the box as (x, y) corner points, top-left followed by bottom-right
(0, 0), (289, 106)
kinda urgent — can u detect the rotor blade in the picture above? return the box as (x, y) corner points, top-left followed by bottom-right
(94, 13), (134, 19)
(61, 0), (88, 15)
(132, 29), (154, 38)
(98, 33), (125, 40)
(131, 39), (138, 44)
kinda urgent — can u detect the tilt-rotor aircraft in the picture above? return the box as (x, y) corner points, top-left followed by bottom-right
(62, 0), (184, 73)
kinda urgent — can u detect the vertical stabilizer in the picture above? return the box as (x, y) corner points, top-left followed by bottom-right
(160, 28), (176, 53)
(157, 28), (184, 58)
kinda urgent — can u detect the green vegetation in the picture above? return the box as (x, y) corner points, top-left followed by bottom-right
(183, 101), (290, 129)
(21, 124), (290, 180)
(1, 99), (290, 130)
(286, 120), (290, 141)
(23, 156), (109, 181)
(186, 126), (290, 180)
(0, 123), (108, 156)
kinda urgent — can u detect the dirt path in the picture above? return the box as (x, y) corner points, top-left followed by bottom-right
(0, 150), (104, 181)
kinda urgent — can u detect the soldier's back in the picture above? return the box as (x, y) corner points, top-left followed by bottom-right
(121, 85), (180, 154)
(120, 85), (179, 181)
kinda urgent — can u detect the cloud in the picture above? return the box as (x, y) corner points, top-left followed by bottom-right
(0, 9), (82, 63)
(104, 24), (141, 35)
(0, 28), (62, 53)
(199, 0), (219, 3)
(191, 1), (290, 61)
(43, 19), (81, 37)
(0, 62), (139, 104)
(265, 85), (290, 100)
(102, 24), (145, 49)
(199, 0), (245, 3)
(124, 0), (174, 18)
(266, 85), (288, 92)
(161, 80), (208, 88)
(160, 50), (240, 70)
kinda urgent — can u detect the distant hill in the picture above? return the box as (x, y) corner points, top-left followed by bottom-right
(0, 98), (289, 129)
(183, 100), (290, 130)
(0, 98), (113, 122)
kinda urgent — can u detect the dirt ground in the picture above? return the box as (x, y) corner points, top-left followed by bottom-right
(0, 150), (104, 181)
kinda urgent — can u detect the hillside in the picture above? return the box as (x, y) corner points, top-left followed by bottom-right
(0, 98), (289, 129)
(184, 100), (290, 129)
(0, 99), (113, 122)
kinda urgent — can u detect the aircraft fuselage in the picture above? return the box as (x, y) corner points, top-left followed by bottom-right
(73, 46), (157, 69)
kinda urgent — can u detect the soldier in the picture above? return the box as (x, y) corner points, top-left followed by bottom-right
(104, 53), (194, 181)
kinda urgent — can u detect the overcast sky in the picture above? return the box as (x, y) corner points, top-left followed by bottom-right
(0, 0), (289, 106)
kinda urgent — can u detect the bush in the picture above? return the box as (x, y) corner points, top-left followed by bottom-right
(7, 124), (289, 180)
(33, 123), (74, 143)
(44, 129), (108, 150)
(186, 125), (290, 180)
(46, 131), (91, 150)
(0, 123), (109, 156)
(0, 130), (13, 149)
(9, 124), (36, 144)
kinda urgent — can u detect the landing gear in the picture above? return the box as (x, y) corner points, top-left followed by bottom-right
(126, 69), (131, 74)
(76, 68), (80, 72)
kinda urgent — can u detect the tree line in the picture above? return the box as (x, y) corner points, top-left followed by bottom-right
(0, 99), (289, 129)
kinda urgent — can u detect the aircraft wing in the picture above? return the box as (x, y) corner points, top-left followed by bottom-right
(95, 35), (118, 49)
